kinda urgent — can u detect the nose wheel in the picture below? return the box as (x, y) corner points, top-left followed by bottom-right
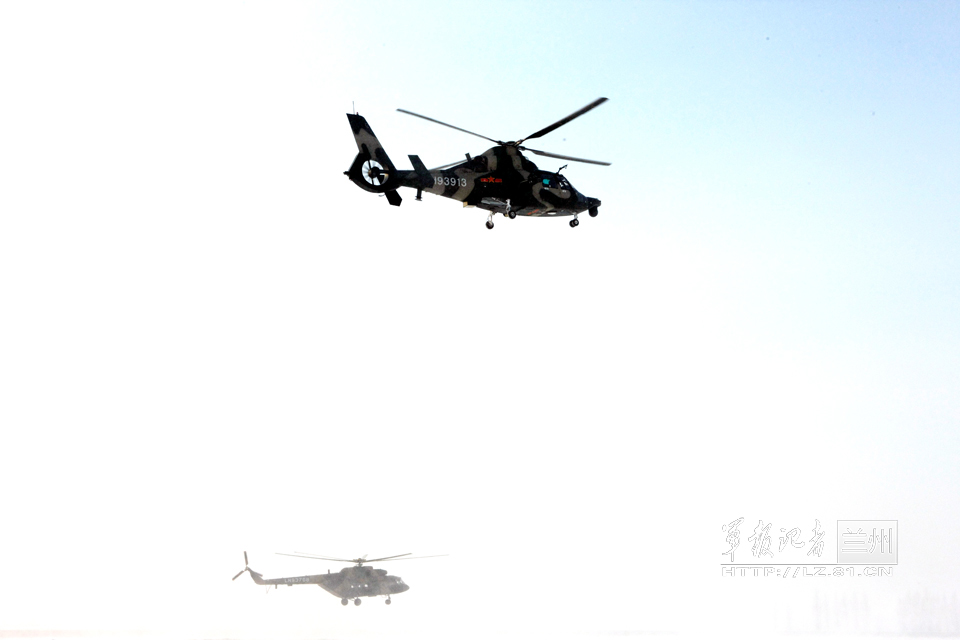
(341, 598), (348, 606)
(354, 598), (362, 606)
(569, 216), (579, 228)
(385, 597), (392, 605)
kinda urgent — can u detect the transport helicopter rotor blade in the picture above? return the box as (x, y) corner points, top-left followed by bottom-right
(397, 109), (503, 145)
(521, 146), (611, 166)
(359, 553), (412, 563)
(277, 552), (355, 562)
(517, 97), (608, 144)
(371, 554), (449, 562)
(278, 552), (411, 564)
(277, 551), (445, 564)
(232, 569), (246, 581)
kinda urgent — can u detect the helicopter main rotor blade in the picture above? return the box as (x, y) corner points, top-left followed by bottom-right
(276, 551), (444, 564)
(397, 109), (503, 145)
(517, 97), (608, 145)
(371, 554), (449, 562)
(277, 552), (355, 562)
(361, 553), (413, 563)
(521, 146), (611, 166)
(430, 160), (466, 171)
(232, 569), (246, 581)
(278, 552), (413, 563)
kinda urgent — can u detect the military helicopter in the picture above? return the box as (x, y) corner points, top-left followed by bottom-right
(232, 551), (444, 606)
(344, 98), (610, 229)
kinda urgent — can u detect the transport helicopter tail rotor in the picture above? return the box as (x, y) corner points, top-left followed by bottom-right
(232, 551), (250, 581)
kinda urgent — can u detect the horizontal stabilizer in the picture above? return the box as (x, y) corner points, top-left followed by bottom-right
(408, 155), (430, 176)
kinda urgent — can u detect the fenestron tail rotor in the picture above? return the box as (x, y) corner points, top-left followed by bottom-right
(362, 159), (388, 186)
(232, 551), (250, 581)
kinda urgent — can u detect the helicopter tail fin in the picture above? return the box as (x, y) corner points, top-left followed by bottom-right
(345, 113), (401, 205)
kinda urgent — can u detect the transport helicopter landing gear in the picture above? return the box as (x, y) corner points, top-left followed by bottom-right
(354, 598), (362, 606)
(341, 598), (348, 606)
(385, 597), (392, 605)
(569, 214), (580, 228)
(486, 212), (494, 230)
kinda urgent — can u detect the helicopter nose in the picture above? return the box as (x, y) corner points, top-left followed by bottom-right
(587, 197), (601, 208)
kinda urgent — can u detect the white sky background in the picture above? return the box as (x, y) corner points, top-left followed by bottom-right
(1, 1), (958, 638)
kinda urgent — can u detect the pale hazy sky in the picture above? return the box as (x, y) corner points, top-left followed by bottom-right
(1, 2), (958, 639)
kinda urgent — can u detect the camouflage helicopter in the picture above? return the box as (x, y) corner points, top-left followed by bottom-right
(232, 551), (444, 606)
(345, 98), (610, 229)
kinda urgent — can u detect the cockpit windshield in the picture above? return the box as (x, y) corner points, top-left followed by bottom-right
(541, 174), (571, 190)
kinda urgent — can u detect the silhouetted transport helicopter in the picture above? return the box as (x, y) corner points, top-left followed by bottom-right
(232, 551), (445, 606)
(345, 98), (610, 229)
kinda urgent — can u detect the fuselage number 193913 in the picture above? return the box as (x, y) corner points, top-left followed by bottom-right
(435, 176), (467, 188)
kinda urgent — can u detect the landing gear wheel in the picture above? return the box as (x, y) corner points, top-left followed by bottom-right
(508, 211), (516, 219)
(354, 598), (362, 606)
(385, 598), (392, 605)
(486, 220), (494, 230)
(341, 598), (348, 606)
(589, 207), (599, 217)
(569, 218), (579, 228)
